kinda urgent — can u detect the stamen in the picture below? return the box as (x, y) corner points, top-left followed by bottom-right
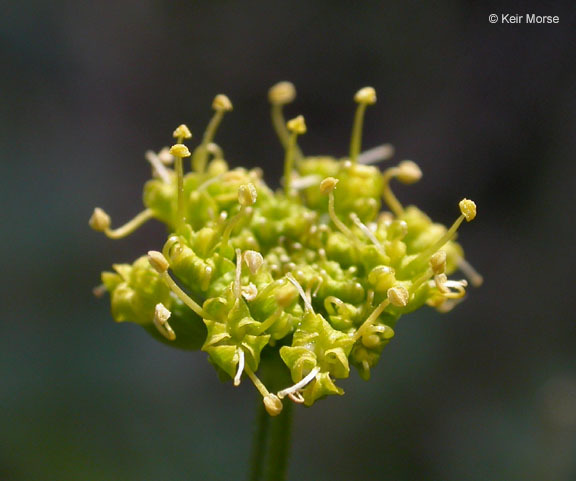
(277, 366), (321, 400)
(145, 150), (172, 183)
(407, 199), (477, 271)
(147, 251), (208, 319)
(193, 94), (233, 173)
(284, 115), (307, 196)
(357, 143), (395, 164)
(268, 81), (301, 159)
(285, 273), (313, 312)
(458, 257), (484, 287)
(89, 207), (154, 239)
(349, 87), (377, 164)
(244, 364), (283, 416)
(381, 160), (422, 217)
(169, 143), (192, 234)
(320, 177), (354, 239)
(154, 303), (176, 341)
(354, 295), (392, 341)
(234, 348), (245, 386)
(220, 183), (257, 250)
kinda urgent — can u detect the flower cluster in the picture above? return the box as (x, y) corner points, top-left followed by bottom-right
(90, 83), (481, 415)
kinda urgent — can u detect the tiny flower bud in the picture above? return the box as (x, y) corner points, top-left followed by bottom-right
(238, 183), (257, 206)
(319, 177), (339, 195)
(263, 394), (283, 416)
(172, 124), (192, 139)
(147, 250), (169, 274)
(430, 251), (447, 274)
(287, 115), (306, 134)
(244, 250), (264, 274)
(169, 143), (191, 158)
(212, 94), (233, 112)
(387, 286), (409, 307)
(354, 86), (377, 105)
(396, 160), (422, 184)
(268, 81), (296, 105)
(89, 207), (110, 232)
(459, 198), (477, 222)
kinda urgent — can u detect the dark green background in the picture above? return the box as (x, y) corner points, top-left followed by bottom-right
(2, 1), (575, 480)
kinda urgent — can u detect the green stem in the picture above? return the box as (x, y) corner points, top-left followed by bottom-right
(248, 399), (271, 481)
(264, 401), (293, 481)
(247, 353), (294, 481)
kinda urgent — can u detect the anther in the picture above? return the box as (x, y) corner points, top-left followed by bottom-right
(212, 94), (233, 112)
(430, 251), (447, 275)
(459, 198), (477, 222)
(169, 143), (191, 158)
(89, 207), (111, 232)
(172, 124), (192, 140)
(147, 250), (169, 274)
(154, 303), (176, 341)
(350, 86), (377, 164)
(244, 250), (264, 274)
(396, 160), (422, 184)
(263, 394), (284, 416)
(284, 116), (306, 196)
(387, 286), (409, 307)
(269, 81), (296, 105)
(238, 183), (258, 206)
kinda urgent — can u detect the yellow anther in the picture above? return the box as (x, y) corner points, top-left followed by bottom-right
(319, 177), (339, 195)
(459, 198), (477, 222)
(387, 286), (409, 307)
(354, 86), (377, 105)
(430, 251), (447, 275)
(287, 115), (307, 134)
(172, 124), (192, 139)
(169, 143), (191, 158)
(396, 160), (422, 184)
(89, 207), (111, 232)
(244, 250), (264, 274)
(154, 303), (175, 341)
(212, 94), (233, 112)
(268, 81), (296, 105)
(238, 183), (257, 206)
(263, 394), (284, 416)
(147, 250), (169, 274)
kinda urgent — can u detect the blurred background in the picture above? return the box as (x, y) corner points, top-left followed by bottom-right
(1, 1), (575, 480)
